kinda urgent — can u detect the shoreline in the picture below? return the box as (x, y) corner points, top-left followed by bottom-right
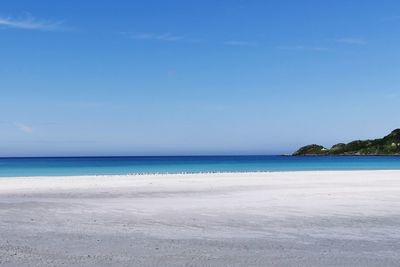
(1, 168), (400, 179)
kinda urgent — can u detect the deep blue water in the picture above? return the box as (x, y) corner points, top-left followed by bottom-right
(0, 156), (400, 177)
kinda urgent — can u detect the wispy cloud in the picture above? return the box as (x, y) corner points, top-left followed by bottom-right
(223, 40), (258, 47)
(131, 32), (184, 42)
(62, 100), (110, 108)
(0, 15), (62, 31)
(335, 37), (367, 45)
(121, 31), (208, 44)
(13, 122), (33, 134)
(123, 32), (262, 47)
(278, 45), (329, 51)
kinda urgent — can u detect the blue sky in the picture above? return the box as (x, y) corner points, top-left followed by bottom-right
(0, 0), (399, 156)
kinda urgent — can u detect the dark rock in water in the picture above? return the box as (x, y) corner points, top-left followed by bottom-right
(293, 129), (400, 156)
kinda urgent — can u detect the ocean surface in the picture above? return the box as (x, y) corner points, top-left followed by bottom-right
(1, 156), (400, 177)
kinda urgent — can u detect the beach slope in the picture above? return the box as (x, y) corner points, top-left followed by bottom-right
(1, 171), (400, 266)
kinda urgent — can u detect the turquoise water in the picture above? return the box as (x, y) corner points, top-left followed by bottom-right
(0, 156), (400, 177)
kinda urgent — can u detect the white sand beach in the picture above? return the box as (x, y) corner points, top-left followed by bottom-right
(1, 171), (400, 266)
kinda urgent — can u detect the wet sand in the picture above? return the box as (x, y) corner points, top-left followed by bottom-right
(1, 171), (400, 266)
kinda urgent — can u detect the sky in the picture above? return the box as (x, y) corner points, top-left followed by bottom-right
(0, 0), (399, 157)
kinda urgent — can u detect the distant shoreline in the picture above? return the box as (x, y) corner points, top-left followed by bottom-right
(293, 129), (400, 156)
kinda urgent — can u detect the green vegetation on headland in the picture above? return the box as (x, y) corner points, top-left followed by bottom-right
(293, 129), (400, 156)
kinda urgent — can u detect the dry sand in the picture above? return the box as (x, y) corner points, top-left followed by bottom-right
(1, 171), (400, 266)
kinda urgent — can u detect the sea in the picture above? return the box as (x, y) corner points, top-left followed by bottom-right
(0, 155), (400, 177)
